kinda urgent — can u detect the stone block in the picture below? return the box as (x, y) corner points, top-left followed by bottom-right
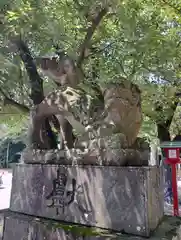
(2, 211), (113, 240)
(0, 210), (7, 240)
(10, 164), (164, 237)
(2, 211), (181, 240)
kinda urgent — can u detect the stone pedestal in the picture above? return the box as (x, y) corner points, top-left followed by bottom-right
(2, 210), (181, 240)
(0, 210), (7, 240)
(10, 164), (163, 237)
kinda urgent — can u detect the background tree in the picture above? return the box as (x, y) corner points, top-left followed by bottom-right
(1, 0), (181, 145)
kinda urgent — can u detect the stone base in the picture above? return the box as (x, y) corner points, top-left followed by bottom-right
(0, 210), (7, 240)
(10, 164), (163, 237)
(2, 211), (181, 240)
(21, 147), (149, 166)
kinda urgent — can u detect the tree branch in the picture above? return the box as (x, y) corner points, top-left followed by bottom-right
(11, 38), (44, 105)
(165, 98), (179, 127)
(77, 8), (108, 67)
(84, 41), (115, 59)
(10, 38), (58, 149)
(154, 94), (179, 133)
(161, 0), (181, 16)
(0, 87), (30, 113)
(157, 122), (171, 141)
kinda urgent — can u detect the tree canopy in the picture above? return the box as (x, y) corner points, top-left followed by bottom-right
(1, 0), (181, 142)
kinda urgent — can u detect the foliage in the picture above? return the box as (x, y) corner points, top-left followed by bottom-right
(139, 116), (158, 143)
(170, 106), (181, 138)
(1, 0), (181, 141)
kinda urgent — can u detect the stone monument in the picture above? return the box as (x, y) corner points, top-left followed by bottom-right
(2, 52), (165, 239)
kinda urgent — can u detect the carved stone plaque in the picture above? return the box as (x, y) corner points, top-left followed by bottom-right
(10, 164), (164, 237)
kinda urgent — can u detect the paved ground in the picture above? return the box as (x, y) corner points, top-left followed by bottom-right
(164, 180), (181, 215)
(0, 170), (12, 210)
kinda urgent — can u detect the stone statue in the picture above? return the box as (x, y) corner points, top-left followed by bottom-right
(101, 81), (142, 146)
(21, 52), (148, 166)
(36, 53), (83, 88)
(34, 52), (83, 149)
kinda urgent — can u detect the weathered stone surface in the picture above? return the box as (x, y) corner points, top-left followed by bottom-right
(21, 148), (66, 164)
(36, 54), (83, 88)
(21, 142), (149, 166)
(2, 211), (181, 240)
(3, 211), (113, 240)
(10, 164), (163, 236)
(101, 81), (142, 147)
(31, 64), (142, 151)
(0, 210), (7, 240)
(37, 56), (142, 149)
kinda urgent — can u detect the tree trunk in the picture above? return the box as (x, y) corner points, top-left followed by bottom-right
(14, 39), (57, 149)
(156, 96), (178, 142)
(157, 123), (171, 142)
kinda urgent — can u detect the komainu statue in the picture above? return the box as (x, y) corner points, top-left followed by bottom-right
(21, 52), (148, 166)
(101, 81), (142, 147)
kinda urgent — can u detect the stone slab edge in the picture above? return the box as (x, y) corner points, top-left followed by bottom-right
(1, 210), (181, 240)
(0, 209), (9, 240)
